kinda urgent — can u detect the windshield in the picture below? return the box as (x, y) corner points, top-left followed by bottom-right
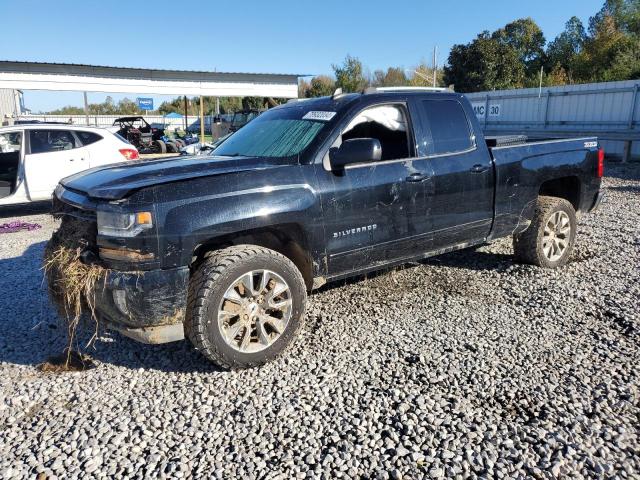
(214, 108), (330, 159)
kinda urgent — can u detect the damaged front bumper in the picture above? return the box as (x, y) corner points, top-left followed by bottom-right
(94, 266), (190, 344)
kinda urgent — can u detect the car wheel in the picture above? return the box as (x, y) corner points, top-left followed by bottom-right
(185, 245), (307, 369)
(513, 196), (577, 268)
(166, 142), (178, 153)
(153, 140), (167, 154)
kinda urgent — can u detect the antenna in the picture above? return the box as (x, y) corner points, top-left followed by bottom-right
(432, 45), (438, 88)
(332, 88), (343, 99)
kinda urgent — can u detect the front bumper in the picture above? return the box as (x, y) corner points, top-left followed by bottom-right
(94, 266), (190, 342)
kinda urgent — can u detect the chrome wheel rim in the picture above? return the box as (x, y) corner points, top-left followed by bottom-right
(543, 211), (571, 261)
(217, 270), (292, 353)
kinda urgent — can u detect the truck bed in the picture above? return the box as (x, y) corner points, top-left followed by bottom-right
(487, 136), (601, 240)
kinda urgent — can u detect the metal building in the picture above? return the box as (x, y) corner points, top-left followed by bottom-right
(465, 80), (640, 162)
(0, 88), (27, 124)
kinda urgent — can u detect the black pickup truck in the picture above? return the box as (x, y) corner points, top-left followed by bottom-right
(50, 87), (604, 368)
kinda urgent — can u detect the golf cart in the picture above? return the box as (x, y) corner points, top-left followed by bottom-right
(111, 116), (179, 154)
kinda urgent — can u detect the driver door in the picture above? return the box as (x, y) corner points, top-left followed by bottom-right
(316, 101), (434, 276)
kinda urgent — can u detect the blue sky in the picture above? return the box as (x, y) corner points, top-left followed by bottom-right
(1, 0), (603, 112)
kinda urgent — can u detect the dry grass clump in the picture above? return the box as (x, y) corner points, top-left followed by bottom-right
(43, 216), (108, 367)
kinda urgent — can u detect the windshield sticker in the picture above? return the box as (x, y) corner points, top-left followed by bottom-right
(303, 111), (336, 121)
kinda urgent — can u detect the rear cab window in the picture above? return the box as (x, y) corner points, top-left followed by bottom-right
(419, 99), (475, 155)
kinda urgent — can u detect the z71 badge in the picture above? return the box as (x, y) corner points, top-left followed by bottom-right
(333, 224), (377, 238)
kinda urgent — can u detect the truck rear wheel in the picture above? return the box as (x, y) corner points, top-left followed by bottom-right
(513, 196), (577, 268)
(185, 245), (307, 369)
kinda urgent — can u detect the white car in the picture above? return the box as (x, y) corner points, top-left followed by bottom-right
(0, 124), (139, 205)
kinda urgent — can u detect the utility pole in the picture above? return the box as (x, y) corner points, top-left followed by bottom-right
(183, 95), (188, 132)
(432, 45), (438, 88)
(538, 66), (544, 98)
(199, 96), (205, 141)
(83, 92), (89, 126)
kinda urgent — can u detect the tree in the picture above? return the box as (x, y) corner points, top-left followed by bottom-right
(492, 18), (546, 76)
(408, 62), (445, 87)
(444, 31), (525, 92)
(589, 0), (640, 36)
(332, 55), (368, 92)
(576, 13), (638, 81)
(304, 75), (336, 97)
(370, 67), (408, 87)
(546, 16), (587, 81)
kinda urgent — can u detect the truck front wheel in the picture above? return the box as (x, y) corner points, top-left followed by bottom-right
(513, 196), (577, 268)
(185, 245), (307, 369)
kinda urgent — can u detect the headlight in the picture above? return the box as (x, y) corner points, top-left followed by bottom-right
(97, 211), (153, 237)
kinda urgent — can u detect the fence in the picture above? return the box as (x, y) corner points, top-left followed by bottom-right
(14, 114), (219, 134)
(465, 79), (640, 161)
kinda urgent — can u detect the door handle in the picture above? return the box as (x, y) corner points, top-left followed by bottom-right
(406, 172), (429, 182)
(470, 164), (489, 173)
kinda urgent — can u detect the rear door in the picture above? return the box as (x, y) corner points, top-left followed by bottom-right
(24, 129), (90, 200)
(75, 130), (109, 167)
(415, 98), (494, 248)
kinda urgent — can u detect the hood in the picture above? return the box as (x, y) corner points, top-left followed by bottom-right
(60, 155), (290, 200)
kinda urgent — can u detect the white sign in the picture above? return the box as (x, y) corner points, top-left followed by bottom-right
(471, 102), (501, 118)
(302, 111), (336, 121)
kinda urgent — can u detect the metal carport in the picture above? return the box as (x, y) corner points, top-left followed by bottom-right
(0, 61), (301, 139)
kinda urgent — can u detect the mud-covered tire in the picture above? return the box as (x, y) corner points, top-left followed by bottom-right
(513, 196), (577, 268)
(185, 245), (307, 369)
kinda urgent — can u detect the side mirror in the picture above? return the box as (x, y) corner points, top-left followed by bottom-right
(329, 138), (382, 170)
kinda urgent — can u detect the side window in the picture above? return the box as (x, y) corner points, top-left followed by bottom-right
(342, 104), (411, 161)
(0, 131), (22, 154)
(29, 130), (78, 154)
(76, 131), (102, 146)
(421, 100), (473, 155)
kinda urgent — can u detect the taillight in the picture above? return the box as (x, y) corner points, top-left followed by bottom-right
(597, 148), (605, 178)
(119, 148), (140, 160)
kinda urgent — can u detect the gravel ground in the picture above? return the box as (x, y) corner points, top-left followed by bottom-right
(0, 165), (639, 479)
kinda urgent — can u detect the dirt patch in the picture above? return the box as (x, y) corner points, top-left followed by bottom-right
(38, 349), (97, 373)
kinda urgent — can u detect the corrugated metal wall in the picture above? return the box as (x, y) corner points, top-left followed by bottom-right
(0, 89), (18, 123)
(465, 80), (640, 161)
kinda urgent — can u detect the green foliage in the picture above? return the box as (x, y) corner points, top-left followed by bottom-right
(47, 96), (144, 115)
(492, 18), (546, 76)
(371, 67), (409, 87)
(408, 62), (445, 87)
(302, 75), (336, 97)
(546, 16), (587, 81)
(332, 55), (368, 92)
(446, 2), (640, 92)
(444, 31), (525, 92)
